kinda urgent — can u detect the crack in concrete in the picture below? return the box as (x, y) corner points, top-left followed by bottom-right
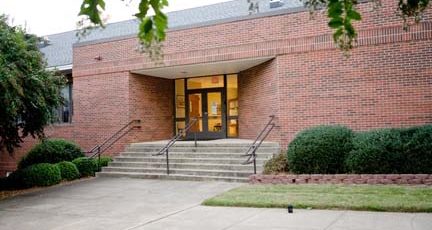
(324, 210), (347, 230)
(124, 203), (201, 230)
(222, 208), (266, 230)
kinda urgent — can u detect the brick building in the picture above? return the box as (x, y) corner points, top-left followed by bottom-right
(1, 0), (431, 176)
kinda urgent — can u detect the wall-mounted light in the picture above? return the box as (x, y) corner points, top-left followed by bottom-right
(94, 55), (103, 61)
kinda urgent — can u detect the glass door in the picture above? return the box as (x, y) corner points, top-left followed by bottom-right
(186, 89), (226, 139)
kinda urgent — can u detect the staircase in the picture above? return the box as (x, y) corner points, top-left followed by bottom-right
(97, 140), (280, 182)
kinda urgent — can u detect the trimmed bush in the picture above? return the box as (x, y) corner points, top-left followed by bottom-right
(346, 128), (405, 174)
(402, 125), (432, 173)
(72, 157), (98, 177)
(18, 139), (84, 169)
(346, 125), (432, 174)
(21, 163), (62, 187)
(57, 161), (80, 181)
(287, 125), (354, 174)
(263, 153), (289, 175)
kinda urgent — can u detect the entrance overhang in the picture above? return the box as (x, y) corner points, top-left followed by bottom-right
(131, 56), (274, 79)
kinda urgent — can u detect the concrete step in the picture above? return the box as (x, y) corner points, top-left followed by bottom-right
(102, 167), (254, 178)
(99, 140), (279, 182)
(125, 147), (280, 153)
(119, 152), (274, 159)
(129, 142), (279, 148)
(113, 156), (267, 164)
(108, 162), (263, 171)
(96, 171), (248, 183)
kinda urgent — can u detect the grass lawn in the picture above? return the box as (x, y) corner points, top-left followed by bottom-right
(202, 184), (432, 212)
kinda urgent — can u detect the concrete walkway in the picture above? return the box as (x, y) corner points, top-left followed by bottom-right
(0, 178), (431, 230)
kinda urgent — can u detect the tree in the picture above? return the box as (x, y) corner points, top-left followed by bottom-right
(79, 0), (429, 55)
(0, 15), (65, 154)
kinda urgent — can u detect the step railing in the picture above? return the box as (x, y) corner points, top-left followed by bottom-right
(242, 115), (276, 174)
(153, 117), (198, 175)
(88, 119), (141, 167)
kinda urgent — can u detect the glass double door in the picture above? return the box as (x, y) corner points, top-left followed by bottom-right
(186, 88), (226, 139)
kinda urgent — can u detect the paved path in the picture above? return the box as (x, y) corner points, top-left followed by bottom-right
(0, 178), (431, 230)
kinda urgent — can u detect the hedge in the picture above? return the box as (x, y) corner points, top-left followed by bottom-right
(347, 125), (432, 174)
(346, 128), (405, 174)
(72, 157), (98, 177)
(21, 163), (62, 187)
(286, 124), (432, 175)
(401, 125), (432, 173)
(287, 125), (354, 174)
(56, 161), (80, 181)
(18, 139), (84, 169)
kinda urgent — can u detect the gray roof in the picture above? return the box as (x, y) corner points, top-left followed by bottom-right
(40, 0), (303, 68)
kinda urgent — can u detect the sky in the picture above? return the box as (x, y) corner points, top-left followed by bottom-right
(0, 0), (232, 36)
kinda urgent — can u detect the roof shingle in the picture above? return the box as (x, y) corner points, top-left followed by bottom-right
(40, 0), (303, 67)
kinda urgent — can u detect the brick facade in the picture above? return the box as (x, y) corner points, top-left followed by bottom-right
(1, 0), (431, 176)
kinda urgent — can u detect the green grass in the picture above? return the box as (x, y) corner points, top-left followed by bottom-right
(202, 184), (432, 212)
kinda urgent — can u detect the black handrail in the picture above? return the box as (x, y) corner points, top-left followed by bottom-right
(87, 119), (141, 166)
(242, 115), (276, 174)
(153, 117), (198, 175)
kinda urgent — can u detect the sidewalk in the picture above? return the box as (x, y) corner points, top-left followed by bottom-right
(132, 206), (432, 230)
(0, 178), (430, 230)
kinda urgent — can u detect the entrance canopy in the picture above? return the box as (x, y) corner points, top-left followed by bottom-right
(131, 56), (274, 79)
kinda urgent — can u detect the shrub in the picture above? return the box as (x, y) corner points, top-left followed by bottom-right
(401, 125), (432, 173)
(287, 125), (354, 174)
(18, 139), (84, 169)
(72, 157), (98, 177)
(56, 161), (80, 181)
(95, 156), (113, 170)
(263, 153), (289, 174)
(346, 128), (405, 174)
(21, 163), (62, 187)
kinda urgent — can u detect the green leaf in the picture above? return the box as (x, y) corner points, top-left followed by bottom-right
(143, 18), (153, 34)
(347, 9), (362, 21)
(333, 28), (344, 42)
(328, 18), (344, 28)
(344, 22), (356, 37)
(136, 0), (150, 19)
(78, 0), (105, 25)
(328, 2), (343, 17)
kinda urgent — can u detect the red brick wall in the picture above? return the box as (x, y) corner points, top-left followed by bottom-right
(277, 40), (432, 148)
(238, 59), (280, 140)
(127, 73), (174, 143)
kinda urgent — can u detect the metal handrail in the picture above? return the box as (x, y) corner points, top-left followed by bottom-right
(242, 115), (276, 174)
(153, 117), (198, 175)
(87, 119), (141, 165)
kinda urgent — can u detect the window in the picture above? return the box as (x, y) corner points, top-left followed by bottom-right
(53, 77), (72, 123)
(227, 74), (238, 137)
(187, 75), (224, 89)
(175, 79), (185, 135)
